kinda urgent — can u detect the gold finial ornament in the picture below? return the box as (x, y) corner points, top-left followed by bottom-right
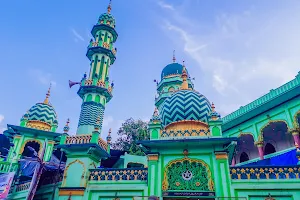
(43, 84), (51, 104)
(153, 107), (159, 116)
(172, 50), (176, 63)
(211, 102), (215, 112)
(107, 0), (112, 14)
(180, 61), (189, 90)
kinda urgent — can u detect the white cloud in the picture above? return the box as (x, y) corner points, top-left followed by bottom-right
(157, 1), (175, 11)
(28, 69), (57, 87)
(158, 2), (300, 115)
(71, 28), (85, 42)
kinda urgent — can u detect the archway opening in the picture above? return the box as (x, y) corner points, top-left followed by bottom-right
(262, 121), (293, 152)
(22, 141), (40, 158)
(240, 152), (250, 163)
(235, 134), (258, 164)
(264, 143), (276, 155)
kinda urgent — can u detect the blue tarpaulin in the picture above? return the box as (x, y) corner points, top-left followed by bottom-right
(244, 149), (298, 166)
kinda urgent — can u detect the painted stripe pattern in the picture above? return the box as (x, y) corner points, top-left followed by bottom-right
(27, 103), (57, 125)
(78, 102), (105, 128)
(160, 90), (212, 127)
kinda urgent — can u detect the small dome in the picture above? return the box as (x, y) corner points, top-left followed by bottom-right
(27, 103), (57, 125)
(25, 103), (58, 131)
(99, 13), (116, 28)
(161, 63), (188, 79)
(160, 90), (212, 127)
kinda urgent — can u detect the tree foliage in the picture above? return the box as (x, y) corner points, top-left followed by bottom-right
(112, 118), (149, 156)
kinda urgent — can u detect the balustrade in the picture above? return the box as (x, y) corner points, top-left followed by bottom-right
(0, 161), (18, 173)
(89, 168), (148, 181)
(65, 135), (92, 145)
(230, 166), (300, 180)
(15, 182), (31, 192)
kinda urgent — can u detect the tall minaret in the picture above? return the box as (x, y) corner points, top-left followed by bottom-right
(76, 0), (118, 135)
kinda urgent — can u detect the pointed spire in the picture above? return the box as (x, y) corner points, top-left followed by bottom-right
(43, 84), (51, 104)
(107, 128), (112, 143)
(172, 50), (176, 63)
(153, 107), (159, 116)
(107, 0), (112, 14)
(180, 61), (189, 90)
(63, 118), (70, 133)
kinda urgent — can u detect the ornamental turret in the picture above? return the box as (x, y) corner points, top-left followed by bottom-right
(74, 0), (118, 135)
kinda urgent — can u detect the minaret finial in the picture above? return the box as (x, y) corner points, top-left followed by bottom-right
(173, 50), (176, 63)
(43, 83), (51, 104)
(107, 0), (112, 14)
(180, 61), (189, 90)
(107, 128), (112, 143)
(63, 118), (70, 133)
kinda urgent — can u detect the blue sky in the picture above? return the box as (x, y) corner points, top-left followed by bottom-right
(0, 0), (300, 140)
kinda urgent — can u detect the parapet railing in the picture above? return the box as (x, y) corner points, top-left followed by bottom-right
(64, 135), (108, 151)
(230, 166), (300, 180)
(0, 161), (18, 173)
(89, 168), (148, 181)
(65, 135), (92, 144)
(15, 182), (31, 192)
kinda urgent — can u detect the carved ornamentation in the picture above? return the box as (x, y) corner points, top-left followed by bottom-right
(162, 157), (214, 192)
(148, 154), (159, 161)
(89, 168), (148, 181)
(230, 166), (300, 180)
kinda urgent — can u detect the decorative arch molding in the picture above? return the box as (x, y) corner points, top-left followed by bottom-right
(293, 110), (300, 128)
(19, 139), (43, 156)
(62, 159), (86, 187)
(237, 132), (255, 139)
(258, 120), (290, 141)
(162, 157), (214, 192)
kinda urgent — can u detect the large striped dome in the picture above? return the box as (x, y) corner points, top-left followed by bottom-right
(26, 103), (57, 127)
(160, 90), (212, 127)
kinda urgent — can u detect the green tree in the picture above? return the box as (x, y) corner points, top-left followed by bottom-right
(112, 118), (149, 155)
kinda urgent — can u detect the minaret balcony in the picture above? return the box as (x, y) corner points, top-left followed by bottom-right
(86, 45), (116, 64)
(91, 24), (118, 42)
(77, 79), (113, 102)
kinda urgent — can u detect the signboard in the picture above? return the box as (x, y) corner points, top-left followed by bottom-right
(0, 172), (15, 199)
(163, 191), (215, 197)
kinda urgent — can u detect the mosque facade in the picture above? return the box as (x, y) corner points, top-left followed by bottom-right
(1, 1), (300, 200)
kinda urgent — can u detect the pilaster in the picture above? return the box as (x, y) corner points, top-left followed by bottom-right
(214, 152), (232, 198)
(147, 153), (159, 196)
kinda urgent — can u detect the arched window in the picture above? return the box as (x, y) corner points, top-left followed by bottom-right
(86, 94), (92, 102)
(168, 87), (175, 92)
(264, 143), (276, 155)
(240, 152), (249, 163)
(95, 95), (100, 103)
(22, 141), (41, 158)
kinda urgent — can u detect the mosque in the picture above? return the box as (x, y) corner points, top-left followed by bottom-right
(0, 1), (300, 200)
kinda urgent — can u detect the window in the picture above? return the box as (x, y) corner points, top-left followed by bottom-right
(264, 143), (276, 155)
(239, 152), (249, 163)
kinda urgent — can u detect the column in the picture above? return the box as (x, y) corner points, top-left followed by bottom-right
(147, 154), (159, 196)
(289, 128), (300, 148)
(215, 152), (232, 198)
(255, 141), (264, 160)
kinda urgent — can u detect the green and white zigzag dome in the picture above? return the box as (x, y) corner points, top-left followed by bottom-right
(26, 103), (58, 126)
(160, 90), (212, 127)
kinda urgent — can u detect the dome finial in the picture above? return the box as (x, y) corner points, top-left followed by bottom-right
(43, 83), (51, 104)
(211, 102), (215, 112)
(180, 61), (189, 90)
(107, 0), (112, 14)
(172, 50), (176, 63)
(107, 128), (112, 143)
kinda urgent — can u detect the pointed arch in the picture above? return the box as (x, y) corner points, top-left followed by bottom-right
(62, 159), (86, 187)
(293, 110), (300, 128)
(162, 157), (214, 192)
(235, 133), (258, 164)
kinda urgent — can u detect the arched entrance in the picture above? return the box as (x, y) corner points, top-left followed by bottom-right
(262, 121), (294, 153)
(235, 133), (258, 164)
